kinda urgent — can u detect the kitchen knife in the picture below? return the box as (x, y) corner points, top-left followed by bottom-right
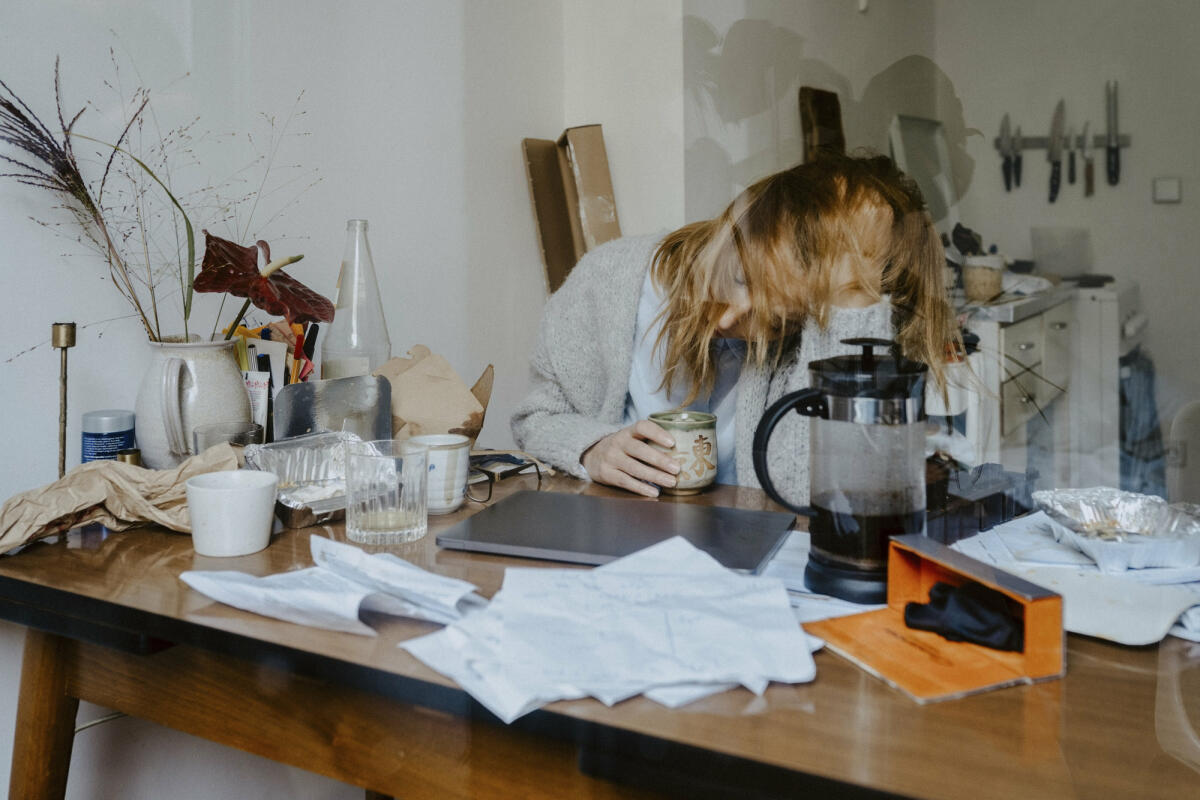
(1065, 126), (1076, 185)
(999, 114), (1013, 191)
(1048, 100), (1064, 203)
(1013, 126), (1023, 187)
(1106, 80), (1120, 185)
(1080, 121), (1094, 197)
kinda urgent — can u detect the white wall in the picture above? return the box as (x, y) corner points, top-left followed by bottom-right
(682, 0), (937, 221)
(681, 0), (1200, 437)
(931, 0), (1200, 425)
(3, 0), (1196, 796)
(563, 1), (686, 236)
(0, 1), (682, 797)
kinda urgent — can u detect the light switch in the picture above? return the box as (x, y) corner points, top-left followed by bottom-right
(1153, 176), (1182, 203)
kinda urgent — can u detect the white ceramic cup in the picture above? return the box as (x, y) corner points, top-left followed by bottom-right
(410, 433), (472, 514)
(185, 470), (279, 557)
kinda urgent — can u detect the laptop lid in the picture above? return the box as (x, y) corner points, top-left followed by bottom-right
(435, 490), (794, 574)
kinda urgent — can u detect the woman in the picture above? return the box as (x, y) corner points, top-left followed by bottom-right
(511, 153), (956, 503)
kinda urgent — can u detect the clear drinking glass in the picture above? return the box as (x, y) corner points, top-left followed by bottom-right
(344, 439), (429, 544)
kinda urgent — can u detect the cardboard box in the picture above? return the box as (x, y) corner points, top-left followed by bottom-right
(523, 124), (621, 292)
(373, 345), (494, 445)
(804, 535), (1064, 704)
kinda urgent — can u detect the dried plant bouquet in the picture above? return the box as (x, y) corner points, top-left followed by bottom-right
(0, 58), (328, 341)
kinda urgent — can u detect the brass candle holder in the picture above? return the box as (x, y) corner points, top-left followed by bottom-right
(52, 322), (76, 478)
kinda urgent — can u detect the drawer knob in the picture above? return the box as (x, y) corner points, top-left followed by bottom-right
(1017, 342), (1036, 351)
(1050, 322), (1069, 331)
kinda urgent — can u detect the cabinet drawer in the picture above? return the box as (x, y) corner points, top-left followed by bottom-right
(1001, 316), (1043, 374)
(1042, 301), (1073, 391)
(1002, 371), (1040, 437)
(1003, 370), (1062, 437)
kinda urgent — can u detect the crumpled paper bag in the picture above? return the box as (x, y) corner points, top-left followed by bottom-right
(373, 345), (494, 444)
(0, 444), (240, 554)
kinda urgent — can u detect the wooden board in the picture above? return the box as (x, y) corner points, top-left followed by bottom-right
(799, 87), (845, 163)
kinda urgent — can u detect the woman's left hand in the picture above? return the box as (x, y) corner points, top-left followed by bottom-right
(581, 420), (682, 497)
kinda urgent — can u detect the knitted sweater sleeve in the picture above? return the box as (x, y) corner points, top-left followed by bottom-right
(510, 236), (658, 478)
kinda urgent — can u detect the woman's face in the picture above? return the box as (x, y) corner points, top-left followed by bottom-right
(710, 195), (893, 339)
(828, 199), (891, 308)
(714, 273), (752, 339)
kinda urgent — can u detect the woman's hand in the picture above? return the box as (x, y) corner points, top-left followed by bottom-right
(581, 420), (682, 497)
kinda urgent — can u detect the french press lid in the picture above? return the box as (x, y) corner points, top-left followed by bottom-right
(809, 338), (927, 424)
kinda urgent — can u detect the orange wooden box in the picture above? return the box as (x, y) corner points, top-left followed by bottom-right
(804, 534), (1065, 703)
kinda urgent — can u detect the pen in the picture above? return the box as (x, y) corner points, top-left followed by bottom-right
(303, 323), (319, 361)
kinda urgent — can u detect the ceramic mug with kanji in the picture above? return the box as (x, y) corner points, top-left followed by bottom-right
(648, 411), (718, 495)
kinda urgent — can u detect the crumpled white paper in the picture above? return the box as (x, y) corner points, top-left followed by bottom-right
(402, 536), (818, 723)
(180, 535), (485, 636)
(952, 512), (1200, 644)
(762, 530), (886, 624)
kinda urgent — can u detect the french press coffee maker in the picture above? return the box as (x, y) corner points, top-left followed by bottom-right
(753, 338), (927, 604)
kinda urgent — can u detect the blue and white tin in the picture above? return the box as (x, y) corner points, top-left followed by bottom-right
(82, 409), (136, 463)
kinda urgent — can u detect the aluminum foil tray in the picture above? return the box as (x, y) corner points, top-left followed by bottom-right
(1032, 487), (1200, 571)
(245, 431), (361, 528)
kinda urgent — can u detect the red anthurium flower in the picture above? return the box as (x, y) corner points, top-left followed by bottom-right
(193, 231), (334, 325)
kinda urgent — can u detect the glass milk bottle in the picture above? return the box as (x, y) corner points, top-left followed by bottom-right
(321, 219), (392, 379)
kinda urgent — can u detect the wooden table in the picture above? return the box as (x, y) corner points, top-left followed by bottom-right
(2, 474), (1198, 799)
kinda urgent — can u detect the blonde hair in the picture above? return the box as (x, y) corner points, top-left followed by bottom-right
(650, 152), (958, 405)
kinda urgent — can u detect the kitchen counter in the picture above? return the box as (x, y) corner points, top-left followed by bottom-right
(962, 285), (1075, 324)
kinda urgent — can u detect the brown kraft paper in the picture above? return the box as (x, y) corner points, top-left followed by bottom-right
(0, 444), (240, 554)
(373, 344), (494, 445)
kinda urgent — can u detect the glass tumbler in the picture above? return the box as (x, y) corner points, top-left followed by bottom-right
(344, 439), (429, 544)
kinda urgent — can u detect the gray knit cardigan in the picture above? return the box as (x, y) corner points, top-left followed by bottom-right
(510, 235), (891, 507)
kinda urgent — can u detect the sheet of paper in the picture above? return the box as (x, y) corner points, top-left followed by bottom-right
(181, 567), (405, 636)
(310, 535), (485, 623)
(959, 514), (1200, 584)
(180, 536), (484, 634)
(1016, 567), (1199, 646)
(953, 515), (1200, 644)
(762, 530), (886, 624)
(402, 536), (817, 724)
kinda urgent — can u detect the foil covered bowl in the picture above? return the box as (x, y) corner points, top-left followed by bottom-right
(244, 431), (362, 528)
(1032, 487), (1200, 571)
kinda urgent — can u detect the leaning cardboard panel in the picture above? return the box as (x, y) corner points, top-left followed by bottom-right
(522, 138), (577, 293)
(804, 535), (1064, 704)
(522, 124), (621, 293)
(558, 125), (621, 253)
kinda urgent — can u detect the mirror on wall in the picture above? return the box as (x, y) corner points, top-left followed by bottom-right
(888, 114), (958, 232)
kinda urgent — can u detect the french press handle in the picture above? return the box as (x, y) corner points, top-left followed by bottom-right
(751, 387), (827, 517)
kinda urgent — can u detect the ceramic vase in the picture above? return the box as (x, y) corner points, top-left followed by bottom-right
(134, 339), (251, 469)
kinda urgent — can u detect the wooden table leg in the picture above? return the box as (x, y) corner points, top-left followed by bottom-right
(9, 629), (80, 800)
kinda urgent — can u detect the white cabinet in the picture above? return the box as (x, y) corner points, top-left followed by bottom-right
(961, 290), (1076, 482)
(1068, 281), (1145, 489)
(959, 282), (1141, 490)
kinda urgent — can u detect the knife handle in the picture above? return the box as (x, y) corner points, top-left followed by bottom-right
(1002, 156), (1012, 191)
(1085, 160), (1095, 197)
(1107, 146), (1120, 185)
(1014, 154), (1022, 187)
(1068, 151), (1076, 184)
(1049, 161), (1061, 203)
